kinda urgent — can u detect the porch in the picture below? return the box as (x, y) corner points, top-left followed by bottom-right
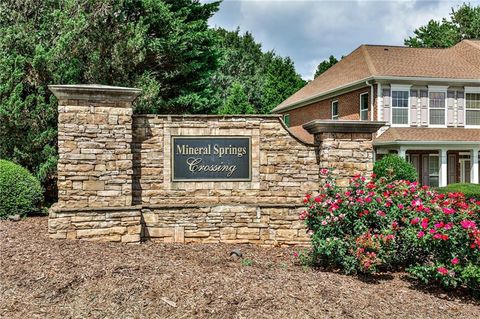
(376, 146), (479, 187)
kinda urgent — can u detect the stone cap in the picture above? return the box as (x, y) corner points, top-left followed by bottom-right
(303, 120), (386, 134)
(49, 84), (141, 103)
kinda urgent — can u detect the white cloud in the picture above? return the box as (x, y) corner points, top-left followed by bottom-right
(204, 0), (480, 80)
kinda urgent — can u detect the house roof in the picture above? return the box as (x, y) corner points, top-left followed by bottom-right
(273, 40), (480, 113)
(374, 127), (480, 144)
(288, 125), (314, 144)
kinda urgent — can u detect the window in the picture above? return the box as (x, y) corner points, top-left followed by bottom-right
(331, 101), (339, 120)
(283, 114), (290, 127)
(428, 155), (439, 188)
(360, 93), (368, 120)
(391, 90), (409, 125)
(429, 91), (446, 126)
(466, 93), (480, 126)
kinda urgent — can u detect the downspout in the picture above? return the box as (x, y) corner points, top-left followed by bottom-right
(366, 80), (374, 121)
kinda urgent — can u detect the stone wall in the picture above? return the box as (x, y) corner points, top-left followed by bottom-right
(48, 85), (382, 245)
(131, 115), (319, 245)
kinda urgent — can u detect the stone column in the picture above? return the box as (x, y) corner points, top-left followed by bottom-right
(303, 120), (386, 187)
(49, 85), (141, 208)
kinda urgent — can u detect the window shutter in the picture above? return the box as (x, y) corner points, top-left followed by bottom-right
(447, 154), (457, 184)
(447, 90), (455, 126)
(422, 154), (429, 185)
(457, 90), (465, 127)
(420, 90), (428, 126)
(382, 89), (390, 123)
(410, 89), (418, 126)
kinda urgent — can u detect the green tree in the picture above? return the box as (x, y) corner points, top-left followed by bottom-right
(212, 28), (305, 114)
(314, 55), (338, 78)
(0, 0), (221, 193)
(405, 3), (480, 48)
(259, 52), (305, 113)
(217, 82), (255, 115)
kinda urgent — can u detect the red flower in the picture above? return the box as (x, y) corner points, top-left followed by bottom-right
(451, 258), (459, 265)
(437, 267), (448, 275)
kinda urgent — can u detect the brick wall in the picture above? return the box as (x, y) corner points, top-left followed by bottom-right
(283, 86), (374, 127)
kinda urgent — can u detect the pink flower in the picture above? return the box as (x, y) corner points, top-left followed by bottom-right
(434, 221), (444, 229)
(437, 267), (448, 275)
(397, 204), (404, 209)
(442, 207), (455, 215)
(433, 233), (442, 239)
(451, 258), (459, 265)
(412, 199), (422, 207)
(314, 197), (321, 203)
(444, 223), (453, 230)
(461, 220), (477, 229)
(417, 231), (425, 238)
(365, 197), (373, 203)
(410, 217), (420, 225)
(320, 168), (329, 176)
(321, 220), (328, 226)
(293, 252), (299, 258)
(421, 218), (429, 230)
(376, 210), (386, 217)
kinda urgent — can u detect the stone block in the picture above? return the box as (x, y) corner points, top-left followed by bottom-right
(146, 227), (174, 238)
(83, 180), (105, 191)
(121, 234), (141, 243)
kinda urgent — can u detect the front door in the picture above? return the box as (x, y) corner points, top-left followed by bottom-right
(460, 159), (471, 183)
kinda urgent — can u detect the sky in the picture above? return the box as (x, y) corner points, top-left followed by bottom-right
(201, 0), (480, 80)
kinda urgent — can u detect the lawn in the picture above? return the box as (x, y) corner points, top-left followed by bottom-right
(1, 217), (479, 319)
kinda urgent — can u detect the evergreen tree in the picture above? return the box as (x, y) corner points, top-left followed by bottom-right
(314, 55), (339, 78)
(0, 0), (221, 191)
(217, 82), (255, 115)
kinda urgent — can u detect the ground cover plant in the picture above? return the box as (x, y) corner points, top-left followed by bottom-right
(0, 159), (43, 219)
(301, 169), (480, 292)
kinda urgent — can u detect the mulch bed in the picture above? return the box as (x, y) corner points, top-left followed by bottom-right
(1, 217), (479, 318)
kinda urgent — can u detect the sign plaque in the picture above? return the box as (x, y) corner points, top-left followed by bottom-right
(172, 136), (251, 181)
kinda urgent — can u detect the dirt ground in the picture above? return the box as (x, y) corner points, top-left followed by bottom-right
(1, 217), (479, 319)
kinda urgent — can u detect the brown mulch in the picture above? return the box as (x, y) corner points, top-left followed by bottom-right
(0, 217), (479, 319)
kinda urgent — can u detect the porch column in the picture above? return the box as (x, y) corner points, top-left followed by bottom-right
(472, 148), (479, 184)
(398, 147), (406, 159)
(439, 148), (448, 187)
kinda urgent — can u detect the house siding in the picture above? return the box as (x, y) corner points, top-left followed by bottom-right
(380, 85), (472, 127)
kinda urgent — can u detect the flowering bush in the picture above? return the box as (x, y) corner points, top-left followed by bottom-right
(301, 169), (480, 291)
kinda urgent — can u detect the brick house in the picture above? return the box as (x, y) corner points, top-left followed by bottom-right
(272, 40), (480, 187)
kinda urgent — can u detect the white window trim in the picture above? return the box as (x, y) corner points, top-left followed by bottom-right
(464, 89), (480, 128)
(359, 92), (369, 121)
(427, 87), (448, 128)
(331, 100), (339, 120)
(283, 114), (290, 127)
(390, 85), (410, 127)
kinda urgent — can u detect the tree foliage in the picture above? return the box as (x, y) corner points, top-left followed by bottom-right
(314, 55), (339, 78)
(217, 82), (254, 115)
(405, 3), (480, 48)
(0, 0), (221, 190)
(212, 28), (305, 114)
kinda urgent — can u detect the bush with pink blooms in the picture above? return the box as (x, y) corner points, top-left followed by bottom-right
(301, 169), (480, 291)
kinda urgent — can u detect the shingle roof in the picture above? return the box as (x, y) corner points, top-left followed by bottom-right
(374, 127), (480, 144)
(288, 125), (314, 144)
(273, 40), (480, 113)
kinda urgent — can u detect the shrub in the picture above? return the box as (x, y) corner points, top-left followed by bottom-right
(301, 169), (480, 291)
(0, 159), (43, 218)
(437, 183), (480, 200)
(373, 154), (417, 182)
